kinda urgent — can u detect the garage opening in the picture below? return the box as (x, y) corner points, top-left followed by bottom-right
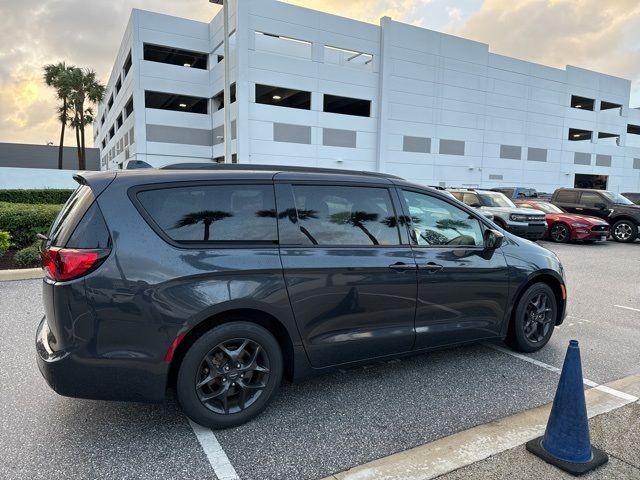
(574, 174), (608, 190)
(570, 95), (594, 110)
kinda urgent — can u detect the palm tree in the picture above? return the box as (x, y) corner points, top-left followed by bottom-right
(68, 68), (105, 169)
(330, 211), (380, 245)
(174, 211), (233, 241)
(43, 62), (74, 169)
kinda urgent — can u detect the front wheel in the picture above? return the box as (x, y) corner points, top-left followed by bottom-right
(549, 223), (570, 243)
(611, 220), (637, 243)
(506, 283), (557, 353)
(177, 321), (283, 429)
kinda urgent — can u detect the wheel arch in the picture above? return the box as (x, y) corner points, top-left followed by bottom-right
(505, 271), (566, 339)
(168, 308), (297, 387)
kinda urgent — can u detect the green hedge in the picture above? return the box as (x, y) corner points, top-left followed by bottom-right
(0, 231), (10, 256)
(0, 189), (74, 205)
(15, 244), (41, 267)
(0, 202), (63, 249)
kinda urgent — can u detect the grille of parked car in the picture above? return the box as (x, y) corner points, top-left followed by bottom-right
(590, 225), (609, 232)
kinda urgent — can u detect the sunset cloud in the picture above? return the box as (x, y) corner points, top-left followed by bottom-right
(457, 0), (640, 103)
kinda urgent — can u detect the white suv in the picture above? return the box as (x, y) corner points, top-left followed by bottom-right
(449, 189), (547, 241)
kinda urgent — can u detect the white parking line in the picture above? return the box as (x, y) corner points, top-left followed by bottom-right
(484, 343), (638, 402)
(188, 419), (240, 480)
(614, 305), (640, 313)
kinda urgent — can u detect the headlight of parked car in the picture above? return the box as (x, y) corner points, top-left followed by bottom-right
(571, 223), (589, 228)
(510, 214), (528, 222)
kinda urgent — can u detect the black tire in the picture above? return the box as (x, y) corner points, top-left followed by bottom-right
(506, 283), (557, 353)
(549, 223), (570, 243)
(176, 321), (283, 429)
(611, 220), (637, 243)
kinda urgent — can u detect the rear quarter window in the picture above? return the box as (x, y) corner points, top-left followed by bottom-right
(136, 184), (278, 244)
(555, 191), (579, 203)
(47, 185), (95, 247)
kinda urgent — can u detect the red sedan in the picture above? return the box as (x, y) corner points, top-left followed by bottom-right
(514, 199), (610, 243)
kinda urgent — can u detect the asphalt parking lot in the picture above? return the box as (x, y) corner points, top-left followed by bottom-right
(1, 240), (639, 480)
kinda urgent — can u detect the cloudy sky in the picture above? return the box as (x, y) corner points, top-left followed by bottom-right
(1, 0), (639, 147)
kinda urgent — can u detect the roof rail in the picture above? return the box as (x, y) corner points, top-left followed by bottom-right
(158, 163), (404, 180)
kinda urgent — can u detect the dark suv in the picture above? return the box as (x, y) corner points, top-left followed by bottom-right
(37, 166), (566, 428)
(551, 188), (640, 242)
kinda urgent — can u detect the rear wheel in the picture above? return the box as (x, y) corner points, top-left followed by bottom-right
(506, 283), (557, 353)
(177, 321), (282, 429)
(611, 220), (637, 243)
(549, 223), (570, 243)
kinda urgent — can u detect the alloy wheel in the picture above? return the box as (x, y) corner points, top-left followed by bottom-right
(550, 224), (569, 243)
(523, 293), (554, 343)
(613, 222), (633, 241)
(195, 338), (270, 415)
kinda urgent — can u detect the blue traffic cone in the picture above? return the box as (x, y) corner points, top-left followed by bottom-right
(526, 340), (608, 475)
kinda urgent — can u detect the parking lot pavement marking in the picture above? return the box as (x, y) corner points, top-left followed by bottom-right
(614, 305), (640, 313)
(484, 343), (638, 402)
(188, 419), (240, 480)
(326, 375), (640, 480)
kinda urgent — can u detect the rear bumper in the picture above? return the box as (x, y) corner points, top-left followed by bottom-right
(36, 316), (167, 403)
(507, 223), (547, 240)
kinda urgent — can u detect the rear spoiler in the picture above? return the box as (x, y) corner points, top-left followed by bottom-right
(72, 171), (117, 198)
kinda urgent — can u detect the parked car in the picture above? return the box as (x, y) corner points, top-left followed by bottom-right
(621, 192), (640, 205)
(491, 187), (538, 199)
(551, 188), (640, 243)
(37, 166), (566, 428)
(448, 189), (547, 241)
(514, 199), (610, 243)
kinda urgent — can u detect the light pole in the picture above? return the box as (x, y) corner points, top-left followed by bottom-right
(210, 0), (232, 163)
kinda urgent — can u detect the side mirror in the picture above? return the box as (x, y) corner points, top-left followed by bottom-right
(484, 228), (504, 250)
(469, 203), (482, 208)
(594, 202), (606, 210)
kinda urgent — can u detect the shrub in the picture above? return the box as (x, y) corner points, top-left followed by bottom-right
(0, 189), (74, 205)
(0, 230), (11, 256)
(0, 202), (63, 249)
(14, 244), (41, 268)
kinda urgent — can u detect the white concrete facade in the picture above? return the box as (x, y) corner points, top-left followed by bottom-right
(94, 0), (640, 193)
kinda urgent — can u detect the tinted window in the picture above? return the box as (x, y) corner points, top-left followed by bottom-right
(48, 185), (95, 247)
(555, 191), (579, 203)
(138, 185), (277, 243)
(402, 191), (483, 247)
(580, 192), (604, 207)
(66, 203), (111, 249)
(291, 185), (399, 246)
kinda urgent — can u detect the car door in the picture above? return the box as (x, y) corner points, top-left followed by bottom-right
(275, 180), (417, 368)
(578, 191), (609, 220)
(397, 188), (510, 349)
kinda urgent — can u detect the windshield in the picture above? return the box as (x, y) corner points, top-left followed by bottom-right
(600, 191), (634, 205)
(527, 202), (563, 214)
(478, 192), (516, 208)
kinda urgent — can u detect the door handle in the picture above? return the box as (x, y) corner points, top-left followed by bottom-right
(388, 262), (417, 271)
(419, 262), (444, 273)
(575, 207), (583, 211)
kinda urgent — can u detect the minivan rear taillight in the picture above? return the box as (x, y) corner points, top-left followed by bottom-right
(42, 246), (110, 282)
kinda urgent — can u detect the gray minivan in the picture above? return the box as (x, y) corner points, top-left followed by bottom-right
(37, 166), (567, 428)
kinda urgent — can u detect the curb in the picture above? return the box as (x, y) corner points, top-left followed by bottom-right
(323, 374), (640, 480)
(0, 268), (43, 281)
